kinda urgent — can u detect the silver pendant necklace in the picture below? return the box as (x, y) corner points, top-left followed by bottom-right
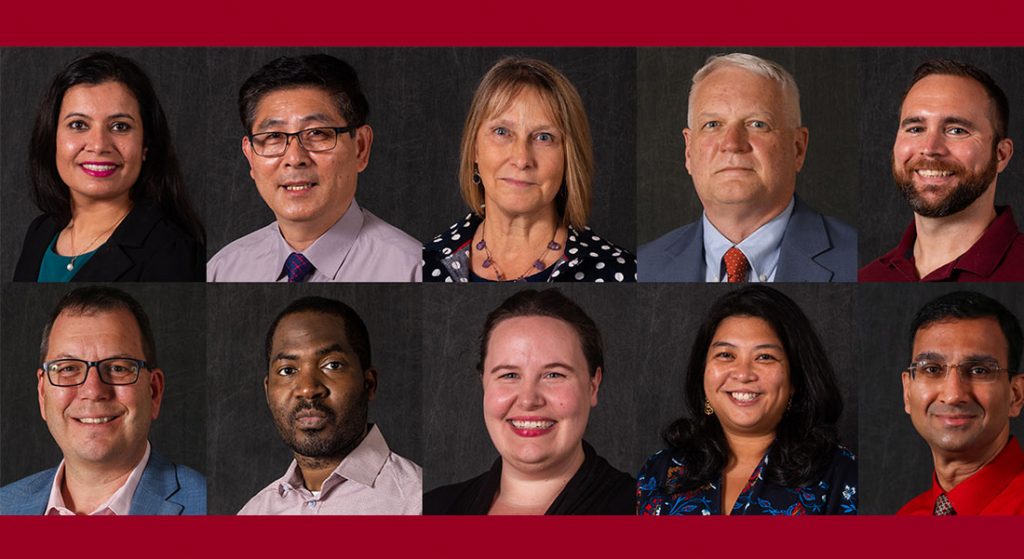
(65, 211), (130, 271)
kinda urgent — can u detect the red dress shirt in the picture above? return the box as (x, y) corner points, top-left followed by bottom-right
(859, 207), (1024, 282)
(898, 437), (1024, 515)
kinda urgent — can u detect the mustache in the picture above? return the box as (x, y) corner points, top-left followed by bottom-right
(289, 399), (335, 422)
(927, 402), (983, 416)
(903, 158), (966, 174)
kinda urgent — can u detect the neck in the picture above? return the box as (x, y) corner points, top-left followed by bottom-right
(704, 200), (789, 244)
(278, 199), (352, 253)
(913, 193), (998, 278)
(932, 430), (1009, 493)
(482, 204), (562, 247)
(69, 198), (132, 232)
(492, 442), (585, 514)
(294, 426), (367, 492)
(61, 448), (144, 514)
(723, 430), (774, 467)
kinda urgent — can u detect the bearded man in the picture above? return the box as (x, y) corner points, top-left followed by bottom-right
(860, 59), (1022, 281)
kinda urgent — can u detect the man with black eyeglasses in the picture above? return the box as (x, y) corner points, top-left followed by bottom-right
(899, 291), (1024, 514)
(206, 54), (421, 283)
(0, 287), (205, 515)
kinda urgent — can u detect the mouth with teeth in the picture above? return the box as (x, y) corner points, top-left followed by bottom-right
(281, 182), (317, 192)
(80, 162), (120, 178)
(75, 415), (120, 424)
(915, 169), (956, 178)
(727, 391), (762, 404)
(508, 418), (556, 437)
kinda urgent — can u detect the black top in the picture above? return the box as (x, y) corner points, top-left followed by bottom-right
(424, 441), (636, 515)
(13, 202), (205, 282)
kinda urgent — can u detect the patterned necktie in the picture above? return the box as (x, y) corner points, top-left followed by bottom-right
(284, 252), (315, 283)
(723, 246), (750, 283)
(933, 493), (956, 516)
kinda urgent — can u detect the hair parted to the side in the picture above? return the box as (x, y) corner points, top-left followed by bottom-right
(264, 296), (372, 373)
(459, 57), (593, 231)
(661, 285), (843, 492)
(40, 286), (158, 367)
(904, 59), (1009, 141)
(688, 52), (802, 129)
(238, 53), (369, 135)
(29, 52), (205, 244)
(477, 288), (603, 378)
(909, 290), (1023, 374)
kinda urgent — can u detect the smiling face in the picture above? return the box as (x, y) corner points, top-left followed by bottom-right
(265, 311), (376, 461)
(475, 87), (566, 220)
(55, 82), (146, 208)
(893, 75), (1013, 218)
(242, 87), (372, 237)
(903, 318), (1024, 463)
(482, 316), (600, 476)
(703, 315), (792, 438)
(684, 67), (808, 219)
(37, 309), (163, 471)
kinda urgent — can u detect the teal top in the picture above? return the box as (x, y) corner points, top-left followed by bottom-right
(37, 235), (98, 283)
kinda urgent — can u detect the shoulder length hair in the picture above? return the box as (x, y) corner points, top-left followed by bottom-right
(29, 52), (205, 244)
(459, 57), (593, 231)
(662, 285), (843, 491)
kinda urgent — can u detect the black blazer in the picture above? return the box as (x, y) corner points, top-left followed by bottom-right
(13, 203), (205, 282)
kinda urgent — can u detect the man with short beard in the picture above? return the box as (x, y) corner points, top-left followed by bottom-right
(860, 60), (1022, 281)
(237, 296), (421, 515)
(899, 292), (1024, 514)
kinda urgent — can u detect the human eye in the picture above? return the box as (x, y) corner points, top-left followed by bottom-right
(275, 366), (298, 376)
(964, 361), (996, 379)
(755, 353), (779, 362)
(543, 370), (567, 379)
(712, 350), (734, 360)
(946, 126), (970, 136)
(50, 360), (82, 374)
(535, 131), (556, 142)
(701, 120), (721, 131)
(748, 120), (769, 130)
(322, 360), (347, 372)
(493, 126), (510, 137)
(67, 120), (88, 131)
(918, 361), (945, 378)
(110, 121), (133, 133)
(496, 370), (519, 380)
(903, 125), (925, 134)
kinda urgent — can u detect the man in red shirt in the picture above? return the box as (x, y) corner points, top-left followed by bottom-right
(860, 60), (1024, 281)
(899, 291), (1024, 514)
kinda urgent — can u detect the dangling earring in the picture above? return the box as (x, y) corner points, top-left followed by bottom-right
(704, 399), (714, 416)
(472, 162), (482, 186)
(786, 398), (793, 411)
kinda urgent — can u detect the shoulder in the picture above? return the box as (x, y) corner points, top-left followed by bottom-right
(207, 222), (278, 281)
(423, 471), (490, 515)
(376, 450), (423, 514)
(237, 478), (284, 515)
(352, 207), (423, 280)
(13, 214), (60, 281)
(0, 468), (56, 514)
(422, 214), (478, 283)
(897, 488), (934, 515)
(133, 215), (205, 281)
(557, 226), (636, 283)
(358, 207), (421, 253)
(637, 221), (702, 281)
(636, 449), (687, 515)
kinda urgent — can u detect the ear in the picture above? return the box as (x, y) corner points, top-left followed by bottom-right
(363, 367), (378, 401)
(901, 370), (913, 415)
(241, 135), (256, 181)
(264, 374), (270, 405)
(682, 128), (693, 175)
(996, 137), (1014, 173)
(142, 146), (148, 162)
(1008, 374), (1024, 418)
(37, 369), (47, 421)
(793, 126), (809, 172)
(590, 367), (603, 407)
(148, 368), (165, 421)
(354, 125), (373, 173)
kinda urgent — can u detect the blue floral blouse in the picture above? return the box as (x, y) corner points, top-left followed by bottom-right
(637, 446), (857, 515)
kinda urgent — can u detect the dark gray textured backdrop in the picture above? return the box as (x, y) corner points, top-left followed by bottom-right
(637, 48), (861, 246)
(858, 48), (1024, 268)
(204, 283), (422, 515)
(423, 283), (857, 493)
(857, 283), (1024, 514)
(0, 283), (207, 485)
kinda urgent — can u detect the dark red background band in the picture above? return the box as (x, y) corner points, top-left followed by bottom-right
(1, 0), (1023, 45)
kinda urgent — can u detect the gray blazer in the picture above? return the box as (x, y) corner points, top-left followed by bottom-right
(638, 196), (857, 282)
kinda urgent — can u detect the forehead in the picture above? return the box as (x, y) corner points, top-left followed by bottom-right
(271, 311), (350, 350)
(47, 308), (144, 356)
(481, 85), (560, 126)
(692, 66), (787, 115)
(252, 86), (343, 129)
(486, 315), (585, 361)
(901, 75), (995, 123)
(912, 317), (1008, 360)
(711, 315), (782, 344)
(60, 81), (141, 115)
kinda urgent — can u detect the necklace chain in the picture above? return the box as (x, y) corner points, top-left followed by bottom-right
(65, 211), (130, 272)
(475, 221), (563, 282)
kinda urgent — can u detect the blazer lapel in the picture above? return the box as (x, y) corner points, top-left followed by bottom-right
(129, 450), (184, 515)
(776, 198), (835, 282)
(664, 223), (705, 282)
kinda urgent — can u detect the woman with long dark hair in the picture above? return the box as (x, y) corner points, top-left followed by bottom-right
(637, 285), (857, 515)
(13, 52), (205, 282)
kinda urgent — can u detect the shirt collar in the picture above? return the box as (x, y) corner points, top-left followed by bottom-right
(702, 198), (795, 282)
(46, 442), (151, 516)
(933, 436), (1024, 515)
(277, 424), (390, 499)
(273, 199), (364, 281)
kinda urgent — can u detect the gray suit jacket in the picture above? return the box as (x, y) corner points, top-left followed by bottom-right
(638, 197), (857, 282)
(0, 449), (206, 515)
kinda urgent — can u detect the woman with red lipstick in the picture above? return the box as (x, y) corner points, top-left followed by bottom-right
(637, 286), (857, 515)
(422, 57), (636, 283)
(13, 52), (205, 282)
(424, 289), (635, 514)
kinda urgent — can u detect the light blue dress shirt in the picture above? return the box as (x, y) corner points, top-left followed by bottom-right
(702, 198), (796, 282)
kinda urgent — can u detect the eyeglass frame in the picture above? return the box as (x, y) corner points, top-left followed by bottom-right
(40, 357), (150, 387)
(246, 125), (359, 157)
(904, 359), (1017, 384)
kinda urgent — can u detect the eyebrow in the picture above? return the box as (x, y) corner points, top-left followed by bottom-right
(272, 343), (348, 363)
(254, 113), (337, 132)
(913, 351), (1000, 362)
(487, 361), (577, 374)
(62, 112), (137, 121)
(710, 341), (785, 351)
(899, 115), (977, 129)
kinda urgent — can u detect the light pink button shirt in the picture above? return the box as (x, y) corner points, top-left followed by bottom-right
(45, 443), (151, 516)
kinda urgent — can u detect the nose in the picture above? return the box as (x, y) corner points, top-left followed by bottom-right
(720, 123), (751, 153)
(515, 378), (546, 410)
(281, 134), (312, 167)
(920, 128), (949, 157)
(937, 366), (969, 404)
(84, 127), (113, 153)
(295, 369), (328, 399)
(509, 136), (534, 169)
(77, 364), (114, 399)
(729, 359), (758, 382)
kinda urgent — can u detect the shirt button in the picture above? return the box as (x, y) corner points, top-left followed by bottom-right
(306, 500), (316, 509)
(760, 274), (768, 282)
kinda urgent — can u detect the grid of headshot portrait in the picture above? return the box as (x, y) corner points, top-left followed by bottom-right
(0, 47), (1023, 517)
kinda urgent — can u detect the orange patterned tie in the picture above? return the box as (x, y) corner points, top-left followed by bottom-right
(723, 247), (749, 283)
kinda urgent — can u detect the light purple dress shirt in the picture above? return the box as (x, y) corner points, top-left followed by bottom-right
(237, 425), (422, 515)
(207, 200), (422, 282)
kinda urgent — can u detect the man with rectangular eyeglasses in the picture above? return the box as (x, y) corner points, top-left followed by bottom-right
(0, 287), (205, 515)
(206, 54), (421, 283)
(899, 291), (1024, 514)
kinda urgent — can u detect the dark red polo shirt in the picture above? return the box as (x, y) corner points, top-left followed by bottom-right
(898, 437), (1024, 515)
(859, 207), (1024, 282)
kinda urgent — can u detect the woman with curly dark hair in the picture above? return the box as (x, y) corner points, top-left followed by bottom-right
(637, 285), (857, 515)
